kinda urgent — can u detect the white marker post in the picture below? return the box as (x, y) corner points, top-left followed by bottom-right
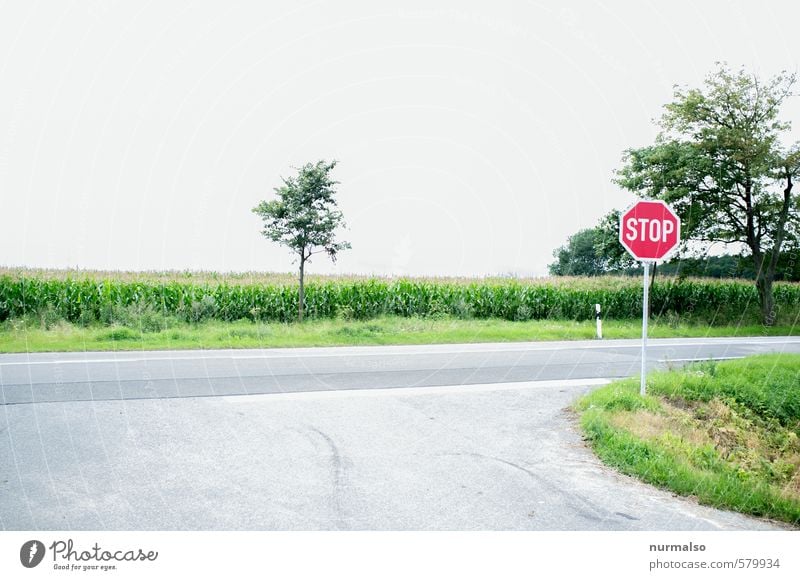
(595, 303), (602, 339)
(640, 263), (650, 396)
(618, 200), (681, 397)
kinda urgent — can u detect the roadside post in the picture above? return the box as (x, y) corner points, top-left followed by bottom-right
(595, 304), (602, 339)
(640, 262), (651, 396)
(618, 200), (680, 395)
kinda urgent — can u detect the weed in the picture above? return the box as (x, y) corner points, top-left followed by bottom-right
(98, 327), (139, 341)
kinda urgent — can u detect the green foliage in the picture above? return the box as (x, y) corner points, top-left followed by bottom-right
(615, 63), (800, 323)
(252, 160), (351, 321)
(99, 327), (140, 341)
(577, 355), (800, 525)
(252, 160), (350, 263)
(648, 355), (800, 430)
(2, 273), (800, 325)
(100, 302), (178, 332)
(189, 295), (218, 323)
(657, 254), (751, 279)
(2, 316), (800, 353)
(576, 380), (661, 413)
(593, 210), (638, 272)
(35, 304), (64, 330)
(548, 228), (610, 276)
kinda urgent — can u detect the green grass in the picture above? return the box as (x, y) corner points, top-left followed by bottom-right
(1, 316), (799, 353)
(575, 355), (800, 526)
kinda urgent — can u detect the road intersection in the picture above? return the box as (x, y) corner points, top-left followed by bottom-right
(1, 337), (797, 530)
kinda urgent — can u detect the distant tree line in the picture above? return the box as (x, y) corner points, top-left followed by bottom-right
(549, 225), (800, 281)
(549, 64), (800, 324)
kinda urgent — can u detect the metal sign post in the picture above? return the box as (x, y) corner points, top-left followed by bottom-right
(618, 200), (680, 397)
(640, 262), (650, 396)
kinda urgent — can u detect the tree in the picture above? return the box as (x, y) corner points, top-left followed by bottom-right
(593, 210), (638, 273)
(548, 228), (607, 276)
(616, 64), (799, 324)
(549, 211), (640, 277)
(252, 160), (351, 322)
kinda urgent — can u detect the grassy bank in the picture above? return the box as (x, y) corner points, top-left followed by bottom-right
(575, 355), (800, 526)
(1, 316), (799, 352)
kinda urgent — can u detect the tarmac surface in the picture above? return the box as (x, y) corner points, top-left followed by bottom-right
(1, 337), (797, 530)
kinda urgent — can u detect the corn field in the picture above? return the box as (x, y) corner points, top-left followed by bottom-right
(2, 270), (798, 325)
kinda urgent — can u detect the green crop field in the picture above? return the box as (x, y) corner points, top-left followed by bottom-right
(2, 267), (799, 326)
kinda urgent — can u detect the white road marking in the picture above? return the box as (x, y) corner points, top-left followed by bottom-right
(657, 356), (746, 363)
(223, 377), (614, 403)
(1, 338), (798, 366)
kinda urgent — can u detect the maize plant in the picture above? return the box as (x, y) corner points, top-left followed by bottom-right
(0, 271), (797, 324)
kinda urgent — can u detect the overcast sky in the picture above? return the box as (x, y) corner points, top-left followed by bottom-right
(1, 0), (798, 277)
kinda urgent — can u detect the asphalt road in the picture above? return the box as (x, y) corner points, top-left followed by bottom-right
(2, 336), (800, 405)
(1, 337), (798, 530)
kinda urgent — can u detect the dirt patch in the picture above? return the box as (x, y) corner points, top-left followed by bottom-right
(608, 402), (711, 449)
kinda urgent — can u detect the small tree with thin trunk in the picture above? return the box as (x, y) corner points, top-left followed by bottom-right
(252, 160), (350, 322)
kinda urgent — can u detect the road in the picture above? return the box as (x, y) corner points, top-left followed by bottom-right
(1, 336), (798, 530)
(2, 336), (799, 404)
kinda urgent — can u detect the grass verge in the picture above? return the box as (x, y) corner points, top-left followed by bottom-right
(574, 355), (800, 526)
(0, 316), (799, 352)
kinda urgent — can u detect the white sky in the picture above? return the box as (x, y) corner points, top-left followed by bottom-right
(1, 0), (798, 277)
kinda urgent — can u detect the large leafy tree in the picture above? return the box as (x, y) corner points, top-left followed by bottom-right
(549, 217), (637, 276)
(616, 65), (799, 324)
(593, 210), (638, 273)
(548, 228), (607, 276)
(253, 160), (350, 322)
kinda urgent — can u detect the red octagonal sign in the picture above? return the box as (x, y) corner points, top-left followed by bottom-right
(619, 200), (681, 262)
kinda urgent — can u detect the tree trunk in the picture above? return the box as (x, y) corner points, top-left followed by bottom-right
(648, 262), (657, 319)
(298, 257), (305, 323)
(755, 169), (793, 326)
(756, 274), (775, 326)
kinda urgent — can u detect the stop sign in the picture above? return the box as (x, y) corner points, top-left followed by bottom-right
(619, 200), (680, 262)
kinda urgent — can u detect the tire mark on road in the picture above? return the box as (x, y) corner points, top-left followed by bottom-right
(445, 452), (612, 525)
(308, 426), (348, 530)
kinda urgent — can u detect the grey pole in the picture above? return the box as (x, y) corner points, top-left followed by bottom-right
(641, 261), (650, 396)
